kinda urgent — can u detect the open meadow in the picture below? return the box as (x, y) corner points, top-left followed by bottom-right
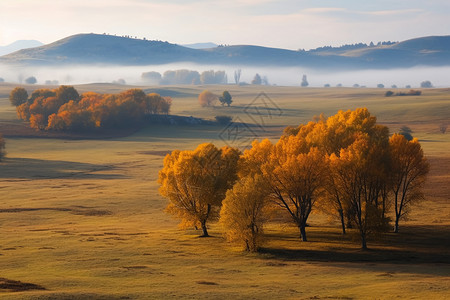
(0, 83), (449, 299)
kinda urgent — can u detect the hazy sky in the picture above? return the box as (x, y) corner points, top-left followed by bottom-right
(1, 0), (449, 49)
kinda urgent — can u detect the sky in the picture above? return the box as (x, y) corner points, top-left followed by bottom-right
(1, 0), (449, 50)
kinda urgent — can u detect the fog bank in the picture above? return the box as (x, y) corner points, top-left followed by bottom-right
(1, 63), (449, 88)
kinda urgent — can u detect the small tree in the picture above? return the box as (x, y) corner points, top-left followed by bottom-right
(251, 74), (262, 85)
(420, 80), (433, 88)
(377, 84), (385, 88)
(218, 91), (232, 106)
(234, 69), (241, 85)
(198, 90), (217, 107)
(25, 76), (37, 84)
(9, 87), (28, 106)
(389, 134), (429, 233)
(385, 91), (394, 97)
(301, 75), (309, 87)
(220, 175), (270, 252)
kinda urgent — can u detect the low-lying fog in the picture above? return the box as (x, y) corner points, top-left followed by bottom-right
(1, 63), (449, 88)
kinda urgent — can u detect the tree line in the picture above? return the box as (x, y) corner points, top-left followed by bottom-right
(142, 69), (227, 85)
(158, 108), (429, 251)
(9, 86), (172, 131)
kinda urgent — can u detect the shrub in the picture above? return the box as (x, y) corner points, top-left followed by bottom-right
(215, 115), (232, 125)
(385, 91), (394, 97)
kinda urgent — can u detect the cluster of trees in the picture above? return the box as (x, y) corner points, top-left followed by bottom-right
(385, 90), (422, 97)
(198, 90), (233, 107)
(142, 69), (227, 85)
(10, 86), (172, 131)
(306, 41), (397, 52)
(158, 108), (429, 251)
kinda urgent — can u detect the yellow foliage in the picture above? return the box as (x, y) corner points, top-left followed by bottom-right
(220, 175), (270, 252)
(158, 143), (240, 236)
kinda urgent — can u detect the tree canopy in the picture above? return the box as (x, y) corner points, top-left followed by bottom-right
(14, 86), (172, 131)
(158, 143), (240, 237)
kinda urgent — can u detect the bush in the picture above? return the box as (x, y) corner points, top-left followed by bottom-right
(215, 115), (232, 125)
(377, 84), (385, 88)
(385, 91), (394, 97)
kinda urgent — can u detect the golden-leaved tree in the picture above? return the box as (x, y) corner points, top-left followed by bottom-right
(240, 135), (328, 241)
(158, 143), (240, 237)
(389, 134), (429, 233)
(220, 174), (270, 252)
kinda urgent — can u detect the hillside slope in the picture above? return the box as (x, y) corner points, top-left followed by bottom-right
(1, 33), (449, 69)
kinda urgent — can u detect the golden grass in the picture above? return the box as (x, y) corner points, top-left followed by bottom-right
(0, 83), (449, 299)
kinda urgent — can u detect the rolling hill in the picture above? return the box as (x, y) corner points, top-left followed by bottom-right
(0, 39), (43, 56)
(1, 33), (449, 69)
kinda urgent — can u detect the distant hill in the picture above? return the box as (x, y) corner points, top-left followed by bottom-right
(1, 33), (450, 69)
(0, 40), (43, 56)
(182, 42), (218, 49)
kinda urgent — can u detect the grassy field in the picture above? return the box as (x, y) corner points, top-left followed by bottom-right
(0, 83), (449, 299)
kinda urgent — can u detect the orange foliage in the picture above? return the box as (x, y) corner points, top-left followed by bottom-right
(14, 86), (172, 131)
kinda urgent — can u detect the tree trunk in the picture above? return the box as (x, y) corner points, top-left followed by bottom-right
(299, 225), (307, 241)
(200, 204), (211, 237)
(339, 209), (346, 235)
(394, 218), (399, 233)
(200, 220), (209, 237)
(361, 231), (367, 250)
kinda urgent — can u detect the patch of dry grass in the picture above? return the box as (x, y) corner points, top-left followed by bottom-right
(0, 84), (449, 299)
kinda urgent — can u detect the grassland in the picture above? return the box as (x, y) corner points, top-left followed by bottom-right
(0, 83), (449, 299)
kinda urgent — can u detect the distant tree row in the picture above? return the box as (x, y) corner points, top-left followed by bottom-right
(10, 86), (171, 131)
(158, 108), (429, 251)
(142, 69), (227, 85)
(305, 41), (397, 52)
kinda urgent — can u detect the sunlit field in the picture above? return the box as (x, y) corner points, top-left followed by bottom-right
(0, 83), (449, 299)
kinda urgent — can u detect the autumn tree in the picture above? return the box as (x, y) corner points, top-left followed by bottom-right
(241, 136), (327, 241)
(158, 143), (240, 237)
(284, 108), (392, 239)
(220, 175), (270, 252)
(389, 134), (429, 233)
(218, 91), (232, 106)
(56, 85), (80, 103)
(330, 128), (391, 249)
(0, 134), (5, 161)
(9, 87), (28, 106)
(198, 90), (217, 107)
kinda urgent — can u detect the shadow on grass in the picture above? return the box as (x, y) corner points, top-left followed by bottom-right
(260, 225), (450, 266)
(0, 157), (127, 180)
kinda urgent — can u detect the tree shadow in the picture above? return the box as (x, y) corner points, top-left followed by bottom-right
(259, 225), (450, 269)
(0, 157), (127, 180)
